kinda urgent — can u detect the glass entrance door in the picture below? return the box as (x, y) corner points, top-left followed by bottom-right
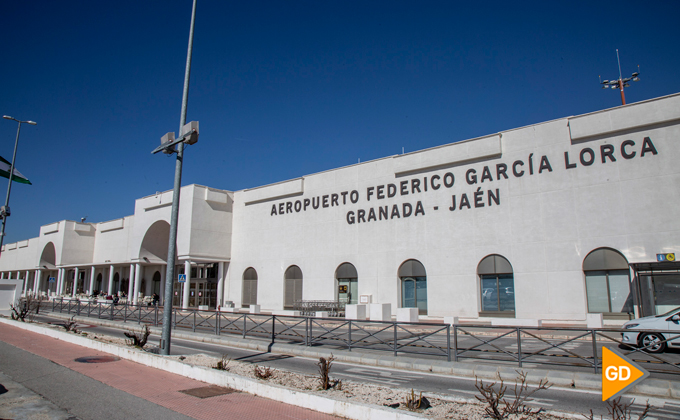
(337, 279), (358, 304)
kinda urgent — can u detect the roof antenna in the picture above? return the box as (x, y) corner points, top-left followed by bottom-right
(81, 216), (87, 223)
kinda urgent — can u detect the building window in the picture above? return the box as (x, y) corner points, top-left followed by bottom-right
(284, 265), (303, 309)
(152, 271), (161, 295)
(242, 267), (258, 308)
(335, 263), (358, 305)
(399, 259), (427, 315)
(583, 248), (633, 319)
(478, 254), (515, 317)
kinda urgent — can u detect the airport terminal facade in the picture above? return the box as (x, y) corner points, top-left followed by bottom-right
(1, 94), (679, 324)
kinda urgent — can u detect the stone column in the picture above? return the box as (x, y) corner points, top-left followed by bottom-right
(127, 264), (135, 299)
(216, 262), (225, 308)
(133, 263), (143, 304)
(88, 267), (96, 295)
(58, 268), (65, 295)
(34, 270), (42, 297)
(73, 267), (80, 297)
(182, 260), (191, 309)
(23, 270), (30, 295)
(107, 265), (115, 296)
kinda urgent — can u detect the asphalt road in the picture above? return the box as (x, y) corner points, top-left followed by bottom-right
(32, 314), (680, 420)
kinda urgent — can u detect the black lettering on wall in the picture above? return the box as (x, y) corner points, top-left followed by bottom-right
(621, 140), (636, 159)
(580, 148), (595, 166)
(601, 145), (616, 163)
(641, 137), (658, 157)
(564, 152), (576, 169)
(538, 155), (552, 173)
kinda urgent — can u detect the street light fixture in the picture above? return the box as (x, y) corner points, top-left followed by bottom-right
(153, 0), (198, 357)
(0, 115), (36, 255)
(599, 49), (640, 105)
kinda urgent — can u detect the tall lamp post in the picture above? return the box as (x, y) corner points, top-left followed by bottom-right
(152, 0), (198, 356)
(0, 115), (36, 254)
(599, 49), (640, 105)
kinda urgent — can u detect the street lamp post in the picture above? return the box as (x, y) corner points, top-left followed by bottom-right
(0, 115), (36, 255)
(599, 49), (640, 106)
(153, 0), (198, 356)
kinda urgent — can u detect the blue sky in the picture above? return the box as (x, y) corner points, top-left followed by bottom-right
(1, 1), (679, 244)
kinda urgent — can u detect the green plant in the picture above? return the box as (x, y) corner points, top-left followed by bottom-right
(474, 371), (551, 420)
(123, 325), (150, 348)
(213, 354), (230, 371)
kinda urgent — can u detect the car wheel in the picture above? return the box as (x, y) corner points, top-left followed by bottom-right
(639, 333), (666, 353)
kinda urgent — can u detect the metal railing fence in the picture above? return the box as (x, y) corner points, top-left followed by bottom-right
(48, 298), (680, 375)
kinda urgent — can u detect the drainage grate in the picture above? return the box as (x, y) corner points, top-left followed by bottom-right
(179, 385), (237, 399)
(74, 356), (121, 363)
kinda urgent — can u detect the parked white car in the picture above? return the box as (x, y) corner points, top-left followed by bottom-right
(621, 306), (680, 353)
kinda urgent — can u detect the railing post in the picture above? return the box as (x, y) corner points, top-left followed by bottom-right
(305, 317), (310, 346)
(453, 325), (459, 362)
(124, 303), (128, 322)
(243, 315), (247, 338)
(216, 310), (220, 336)
(271, 315), (276, 346)
(591, 329), (599, 374)
(76, 300), (81, 316)
(348, 320), (352, 352)
(110, 302), (114, 320)
(193, 310), (196, 332)
(393, 322), (398, 357)
(173, 308), (177, 330)
(446, 324), (451, 362)
(155, 305), (158, 327)
(517, 327), (523, 368)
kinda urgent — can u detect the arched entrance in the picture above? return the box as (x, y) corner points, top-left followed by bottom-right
(335, 263), (358, 305)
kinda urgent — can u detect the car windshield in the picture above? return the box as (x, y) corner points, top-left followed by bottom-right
(656, 306), (680, 317)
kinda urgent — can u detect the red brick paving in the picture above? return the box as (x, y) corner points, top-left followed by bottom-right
(0, 322), (340, 420)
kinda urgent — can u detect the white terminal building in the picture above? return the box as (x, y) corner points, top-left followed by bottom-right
(1, 93), (679, 325)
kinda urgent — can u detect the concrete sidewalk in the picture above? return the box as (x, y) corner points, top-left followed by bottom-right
(0, 321), (341, 420)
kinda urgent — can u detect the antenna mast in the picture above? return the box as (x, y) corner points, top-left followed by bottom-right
(600, 50), (640, 105)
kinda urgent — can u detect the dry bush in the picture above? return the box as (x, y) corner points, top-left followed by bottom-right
(213, 354), (230, 371)
(123, 325), (150, 348)
(317, 354), (341, 390)
(63, 316), (79, 333)
(404, 388), (431, 411)
(583, 398), (652, 420)
(10, 296), (41, 322)
(254, 365), (274, 380)
(475, 371), (551, 420)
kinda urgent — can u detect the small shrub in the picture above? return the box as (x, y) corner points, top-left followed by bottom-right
(213, 354), (230, 371)
(584, 397), (652, 420)
(254, 365), (274, 380)
(63, 316), (79, 333)
(10, 296), (41, 322)
(475, 371), (551, 420)
(404, 388), (431, 411)
(317, 354), (342, 390)
(123, 325), (150, 349)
